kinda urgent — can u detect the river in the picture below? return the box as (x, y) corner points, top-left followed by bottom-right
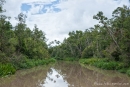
(0, 61), (130, 87)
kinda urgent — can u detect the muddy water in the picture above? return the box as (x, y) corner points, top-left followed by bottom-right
(0, 61), (130, 87)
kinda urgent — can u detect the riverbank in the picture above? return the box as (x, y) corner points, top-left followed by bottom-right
(79, 58), (130, 76)
(0, 58), (56, 77)
(1, 61), (130, 87)
(54, 57), (78, 61)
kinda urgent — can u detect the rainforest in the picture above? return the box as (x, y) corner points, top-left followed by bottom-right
(0, 0), (130, 87)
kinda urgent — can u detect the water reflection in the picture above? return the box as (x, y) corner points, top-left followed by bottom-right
(38, 68), (68, 87)
(0, 66), (50, 87)
(0, 62), (130, 87)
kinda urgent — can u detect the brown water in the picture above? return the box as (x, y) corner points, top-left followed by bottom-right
(0, 61), (130, 87)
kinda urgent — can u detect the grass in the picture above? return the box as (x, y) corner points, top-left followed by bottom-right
(118, 68), (128, 73)
(0, 58), (56, 77)
(63, 57), (78, 61)
(0, 63), (16, 77)
(79, 58), (100, 65)
(14, 58), (56, 69)
(126, 69), (130, 76)
(79, 58), (125, 70)
(93, 61), (120, 70)
(79, 58), (130, 76)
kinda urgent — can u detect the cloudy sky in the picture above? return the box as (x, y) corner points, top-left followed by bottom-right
(3, 0), (129, 43)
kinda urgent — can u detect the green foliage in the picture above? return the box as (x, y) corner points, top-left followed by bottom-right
(80, 58), (130, 76)
(0, 52), (8, 63)
(49, 5), (130, 69)
(0, 58), (56, 77)
(8, 38), (18, 46)
(63, 57), (78, 61)
(47, 58), (56, 63)
(79, 58), (99, 65)
(0, 1), (53, 77)
(0, 63), (16, 77)
(1, 1), (130, 77)
(0, 2), (50, 62)
(111, 49), (121, 61)
(126, 69), (130, 76)
(13, 58), (56, 69)
(81, 46), (94, 58)
(93, 61), (118, 70)
(80, 58), (125, 70)
(49, 30), (84, 58)
(118, 68), (127, 73)
(101, 50), (110, 58)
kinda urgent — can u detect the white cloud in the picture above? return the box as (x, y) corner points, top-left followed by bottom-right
(3, 0), (129, 43)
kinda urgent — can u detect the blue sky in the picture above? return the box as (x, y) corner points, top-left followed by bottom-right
(21, 3), (32, 12)
(3, 0), (129, 43)
(21, 0), (61, 14)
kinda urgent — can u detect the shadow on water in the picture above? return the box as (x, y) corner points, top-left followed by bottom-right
(0, 61), (130, 87)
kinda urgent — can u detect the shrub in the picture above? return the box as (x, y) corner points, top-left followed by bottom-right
(15, 58), (56, 69)
(81, 46), (93, 58)
(126, 69), (130, 76)
(93, 61), (119, 70)
(18, 63), (28, 69)
(25, 60), (35, 68)
(79, 58), (125, 70)
(63, 57), (76, 61)
(0, 52), (9, 63)
(118, 68), (127, 73)
(79, 58), (98, 65)
(47, 58), (56, 63)
(101, 50), (110, 58)
(0, 63), (16, 77)
(111, 50), (121, 61)
(0, 58), (56, 77)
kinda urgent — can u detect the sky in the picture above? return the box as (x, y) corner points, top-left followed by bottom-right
(41, 68), (68, 87)
(3, 0), (129, 43)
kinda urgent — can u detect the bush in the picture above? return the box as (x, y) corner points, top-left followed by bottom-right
(47, 58), (56, 63)
(81, 46), (93, 58)
(0, 52), (9, 63)
(25, 60), (35, 68)
(101, 50), (111, 58)
(93, 61), (119, 70)
(63, 57), (76, 61)
(79, 58), (99, 65)
(111, 50), (121, 61)
(0, 58), (56, 77)
(126, 69), (130, 76)
(18, 63), (28, 69)
(118, 68), (127, 73)
(79, 58), (125, 70)
(0, 63), (16, 77)
(12, 58), (56, 70)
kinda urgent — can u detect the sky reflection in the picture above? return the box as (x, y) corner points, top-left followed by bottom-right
(39, 68), (69, 87)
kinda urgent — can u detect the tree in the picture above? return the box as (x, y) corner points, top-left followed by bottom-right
(112, 5), (130, 62)
(0, 0), (5, 13)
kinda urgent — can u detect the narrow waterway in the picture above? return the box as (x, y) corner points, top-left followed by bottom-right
(0, 61), (130, 87)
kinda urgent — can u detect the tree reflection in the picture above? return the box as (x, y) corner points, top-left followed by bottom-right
(0, 62), (130, 87)
(51, 61), (130, 87)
